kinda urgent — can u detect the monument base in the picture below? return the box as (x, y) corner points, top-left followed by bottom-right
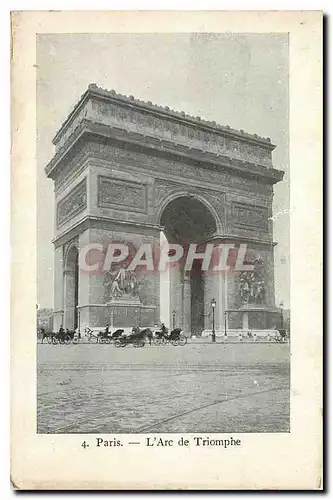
(227, 306), (282, 331)
(202, 329), (281, 339)
(107, 298), (157, 329)
(202, 306), (282, 338)
(77, 299), (157, 330)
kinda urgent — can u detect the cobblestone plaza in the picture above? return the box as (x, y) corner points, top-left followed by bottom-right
(37, 341), (289, 434)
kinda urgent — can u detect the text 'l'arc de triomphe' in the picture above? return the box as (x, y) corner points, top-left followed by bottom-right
(45, 84), (284, 336)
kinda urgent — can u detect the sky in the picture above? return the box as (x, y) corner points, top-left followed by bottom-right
(37, 33), (289, 309)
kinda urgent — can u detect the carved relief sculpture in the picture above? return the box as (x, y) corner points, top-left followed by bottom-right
(57, 178), (87, 227)
(232, 202), (268, 232)
(98, 175), (147, 213)
(104, 262), (140, 302)
(239, 259), (266, 305)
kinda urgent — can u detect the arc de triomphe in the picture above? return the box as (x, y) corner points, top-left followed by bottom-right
(45, 84), (284, 335)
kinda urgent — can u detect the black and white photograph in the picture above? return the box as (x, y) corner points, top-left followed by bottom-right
(37, 32), (290, 435)
(10, 10), (322, 490)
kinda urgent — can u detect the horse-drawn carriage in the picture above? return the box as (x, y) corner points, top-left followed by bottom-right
(153, 326), (187, 346)
(39, 323), (187, 348)
(114, 327), (152, 348)
(275, 328), (288, 343)
(84, 327), (124, 344)
(40, 328), (78, 345)
(84, 325), (186, 347)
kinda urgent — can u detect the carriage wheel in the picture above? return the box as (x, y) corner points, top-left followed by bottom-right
(171, 339), (180, 346)
(89, 335), (98, 344)
(133, 340), (140, 348)
(64, 335), (71, 345)
(52, 337), (58, 345)
(179, 335), (187, 346)
(47, 336), (53, 345)
(99, 337), (111, 344)
(114, 339), (123, 348)
(160, 337), (167, 345)
(73, 337), (79, 344)
(59, 337), (65, 345)
(101, 337), (111, 344)
(154, 338), (161, 346)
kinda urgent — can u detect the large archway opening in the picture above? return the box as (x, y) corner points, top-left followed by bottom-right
(160, 195), (217, 335)
(64, 245), (79, 330)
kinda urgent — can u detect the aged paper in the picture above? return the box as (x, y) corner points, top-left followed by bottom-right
(11, 10), (322, 489)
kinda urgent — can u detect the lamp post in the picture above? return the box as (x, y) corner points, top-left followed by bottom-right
(279, 301), (284, 330)
(78, 310), (81, 338)
(224, 311), (227, 337)
(211, 298), (216, 343)
(172, 310), (176, 330)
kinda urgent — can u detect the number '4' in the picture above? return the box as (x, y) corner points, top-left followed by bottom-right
(81, 441), (88, 449)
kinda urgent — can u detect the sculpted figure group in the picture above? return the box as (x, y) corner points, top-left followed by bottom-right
(104, 263), (140, 301)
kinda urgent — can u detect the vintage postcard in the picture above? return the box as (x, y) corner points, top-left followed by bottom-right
(11, 10), (322, 489)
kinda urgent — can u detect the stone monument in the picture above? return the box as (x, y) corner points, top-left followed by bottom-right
(45, 84), (284, 334)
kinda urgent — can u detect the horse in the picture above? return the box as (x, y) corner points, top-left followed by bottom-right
(63, 329), (76, 341)
(40, 329), (54, 344)
(84, 326), (125, 344)
(131, 326), (153, 345)
(276, 329), (287, 343)
(142, 328), (154, 345)
(54, 329), (76, 344)
(40, 328), (75, 344)
(84, 327), (99, 342)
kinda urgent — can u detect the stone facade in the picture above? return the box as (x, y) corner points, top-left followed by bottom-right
(46, 84), (284, 333)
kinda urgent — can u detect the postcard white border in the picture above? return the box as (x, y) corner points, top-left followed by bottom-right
(11, 10), (322, 490)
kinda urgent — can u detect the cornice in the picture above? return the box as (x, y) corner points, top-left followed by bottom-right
(45, 121), (284, 185)
(53, 83), (276, 150)
(206, 234), (277, 247)
(52, 215), (163, 248)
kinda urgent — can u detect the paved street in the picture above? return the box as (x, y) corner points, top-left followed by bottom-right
(37, 341), (290, 434)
